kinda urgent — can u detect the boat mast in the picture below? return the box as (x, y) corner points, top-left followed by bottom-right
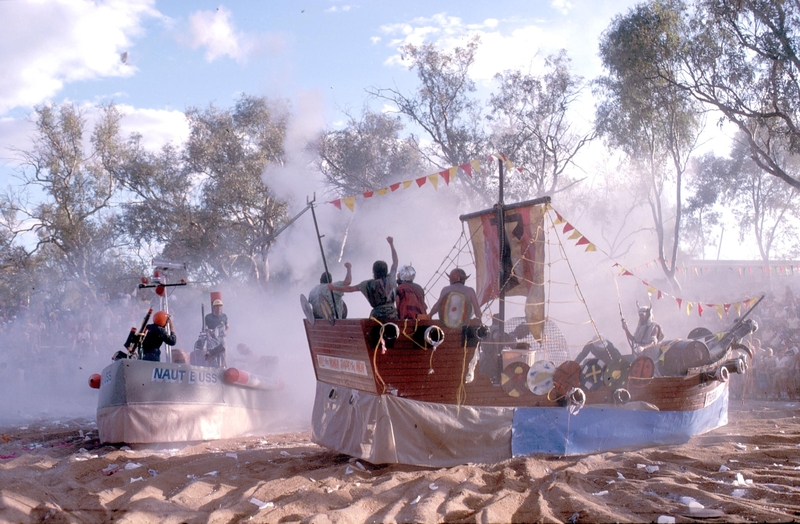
(308, 196), (339, 319)
(496, 158), (505, 334)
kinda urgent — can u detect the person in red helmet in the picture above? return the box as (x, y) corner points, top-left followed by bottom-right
(141, 311), (177, 362)
(428, 268), (482, 327)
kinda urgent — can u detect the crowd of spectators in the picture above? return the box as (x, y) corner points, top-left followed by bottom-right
(731, 285), (800, 401)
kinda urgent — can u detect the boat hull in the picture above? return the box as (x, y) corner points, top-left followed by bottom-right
(96, 359), (282, 444)
(305, 318), (733, 465)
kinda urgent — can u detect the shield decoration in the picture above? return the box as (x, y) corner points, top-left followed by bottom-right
(439, 291), (472, 328)
(581, 358), (605, 392)
(602, 358), (630, 390)
(501, 362), (531, 397)
(527, 360), (556, 396)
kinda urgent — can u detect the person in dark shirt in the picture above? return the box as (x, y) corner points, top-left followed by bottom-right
(141, 311), (177, 362)
(205, 299), (229, 335)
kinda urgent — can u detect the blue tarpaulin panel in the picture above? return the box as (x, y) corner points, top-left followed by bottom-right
(512, 386), (728, 456)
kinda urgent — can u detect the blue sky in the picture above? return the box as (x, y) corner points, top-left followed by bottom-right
(0, 0), (642, 162)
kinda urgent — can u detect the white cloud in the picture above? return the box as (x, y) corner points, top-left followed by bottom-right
(116, 105), (190, 151)
(0, 0), (160, 115)
(187, 6), (252, 63)
(551, 0), (574, 15)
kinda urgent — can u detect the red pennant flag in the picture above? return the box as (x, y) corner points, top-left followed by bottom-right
(460, 162), (472, 177)
(440, 169), (450, 184)
(657, 290), (662, 300)
(555, 210), (564, 222)
(563, 223), (574, 233)
(576, 236), (590, 246)
(676, 298), (683, 308)
(331, 199), (342, 210)
(415, 176), (427, 187)
(698, 303), (704, 316)
(724, 303), (731, 315)
(622, 270), (634, 276)
(363, 191), (374, 198)
(390, 182), (401, 192)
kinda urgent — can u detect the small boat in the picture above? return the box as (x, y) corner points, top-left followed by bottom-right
(303, 162), (758, 467)
(91, 262), (284, 444)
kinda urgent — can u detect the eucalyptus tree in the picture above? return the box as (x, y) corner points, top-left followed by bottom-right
(675, 0), (800, 190)
(367, 36), (490, 204)
(7, 103), (128, 303)
(181, 95), (290, 288)
(488, 50), (595, 201)
(317, 108), (430, 196)
(595, 0), (705, 290)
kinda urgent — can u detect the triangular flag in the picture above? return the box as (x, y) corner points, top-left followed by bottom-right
(575, 236), (590, 245)
(676, 298), (683, 308)
(647, 285), (657, 295)
(563, 223), (574, 233)
(748, 297), (758, 309)
(376, 188), (388, 196)
(439, 169), (450, 184)
(621, 269), (634, 276)
(715, 304), (724, 319)
(460, 162), (472, 177)
(448, 166), (457, 183)
(552, 210), (565, 225)
(428, 174), (439, 189)
(331, 199), (342, 210)
(402, 180), (413, 189)
(363, 191), (374, 198)
(686, 302), (693, 315)
(584, 243), (597, 252)
(415, 176), (427, 187)
(698, 303), (703, 317)
(724, 303), (731, 315)
(657, 290), (662, 300)
(469, 159), (480, 176)
(733, 302), (742, 316)
(390, 183), (401, 192)
(343, 196), (355, 211)
(568, 230), (582, 240)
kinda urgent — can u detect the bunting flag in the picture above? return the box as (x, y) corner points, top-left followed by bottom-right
(568, 229), (582, 240)
(326, 155), (494, 211)
(686, 302), (693, 316)
(715, 304), (725, 319)
(584, 243), (597, 252)
(697, 303), (704, 317)
(563, 223), (575, 234)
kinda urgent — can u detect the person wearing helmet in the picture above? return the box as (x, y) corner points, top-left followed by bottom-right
(428, 268), (482, 326)
(141, 311), (177, 362)
(308, 261), (352, 320)
(205, 299), (229, 336)
(574, 335), (623, 365)
(622, 304), (664, 354)
(396, 264), (427, 320)
(328, 237), (399, 321)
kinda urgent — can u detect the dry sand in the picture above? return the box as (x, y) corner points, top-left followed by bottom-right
(1, 400), (799, 523)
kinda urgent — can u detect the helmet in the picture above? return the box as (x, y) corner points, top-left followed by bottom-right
(448, 268), (468, 284)
(212, 299), (223, 306)
(398, 265), (416, 282)
(153, 311), (169, 327)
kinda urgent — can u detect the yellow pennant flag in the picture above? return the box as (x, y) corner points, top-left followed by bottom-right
(584, 243), (597, 252)
(428, 174), (439, 189)
(343, 196), (355, 211)
(376, 188), (389, 196)
(448, 166), (458, 182)
(647, 285), (657, 295)
(715, 304), (725, 319)
(748, 297), (759, 309)
(686, 302), (693, 316)
(568, 230), (582, 240)
(470, 159), (481, 175)
(402, 180), (413, 189)
(733, 302), (742, 316)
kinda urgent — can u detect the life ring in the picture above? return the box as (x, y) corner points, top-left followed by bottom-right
(501, 362), (531, 397)
(713, 366), (730, 382)
(603, 358), (630, 390)
(628, 356), (655, 389)
(424, 325), (445, 347)
(614, 388), (631, 404)
(553, 360), (582, 397)
(580, 358), (605, 392)
(527, 360), (556, 396)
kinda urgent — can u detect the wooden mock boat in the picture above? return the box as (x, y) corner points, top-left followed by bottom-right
(304, 194), (757, 467)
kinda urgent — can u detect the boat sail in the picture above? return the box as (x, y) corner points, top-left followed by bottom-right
(303, 161), (757, 467)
